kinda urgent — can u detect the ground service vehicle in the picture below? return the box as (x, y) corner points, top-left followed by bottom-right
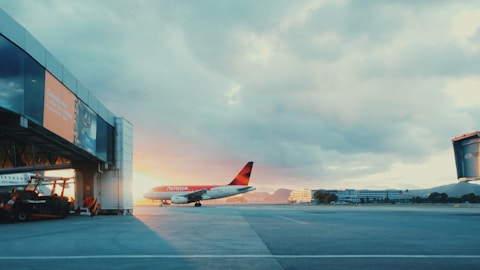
(2, 176), (72, 222)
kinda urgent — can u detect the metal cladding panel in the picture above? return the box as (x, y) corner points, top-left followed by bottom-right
(88, 94), (100, 112)
(99, 171), (133, 211)
(115, 119), (133, 174)
(25, 32), (46, 66)
(107, 117), (133, 210)
(97, 118), (133, 211)
(0, 9), (25, 48)
(45, 51), (63, 80)
(452, 131), (480, 181)
(62, 67), (77, 94)
(76, 82), (89, 102)
(115, 119), (133, 170)
(98, 170), (121, 209)
(99, 108), (115, 126)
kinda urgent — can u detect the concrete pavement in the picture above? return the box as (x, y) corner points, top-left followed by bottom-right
(1, 204), (479, 269)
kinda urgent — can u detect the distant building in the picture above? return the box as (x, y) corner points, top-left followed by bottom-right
(312, 189), (414, 204)
(288, 189), (312, 204)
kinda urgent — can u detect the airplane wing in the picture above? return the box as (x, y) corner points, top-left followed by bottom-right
(185, 189), (208, 202)
(169, 189), (211, 204)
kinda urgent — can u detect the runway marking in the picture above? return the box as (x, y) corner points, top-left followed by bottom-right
(1, 254), (480, 260)
(274, 215), (308, 224)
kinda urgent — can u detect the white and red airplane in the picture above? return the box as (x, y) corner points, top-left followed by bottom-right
(0, 173), (32, 187)
(143, 161), (255, 207)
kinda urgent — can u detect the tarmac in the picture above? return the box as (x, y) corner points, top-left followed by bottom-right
(1, 204), (480, 269)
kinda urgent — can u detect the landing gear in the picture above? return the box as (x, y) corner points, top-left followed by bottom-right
(194, 201), (202, 207)
(158, 200), (170, 207)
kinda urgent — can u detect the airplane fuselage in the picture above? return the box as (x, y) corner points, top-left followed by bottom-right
(0, 173), (31, 187)
(144, 185), (255, 203)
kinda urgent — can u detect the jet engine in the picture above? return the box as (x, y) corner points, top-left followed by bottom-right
(171, 195), (189, 204)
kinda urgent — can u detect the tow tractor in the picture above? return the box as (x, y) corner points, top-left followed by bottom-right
(5, 176), (73, 222)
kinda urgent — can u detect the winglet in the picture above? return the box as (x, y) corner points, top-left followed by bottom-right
(228, 161), (254, 186)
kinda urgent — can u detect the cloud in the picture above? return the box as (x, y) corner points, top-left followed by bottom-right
(452, 9), (480, 54)
(445, 77), (480, 107)
(2, 0), (480, 190)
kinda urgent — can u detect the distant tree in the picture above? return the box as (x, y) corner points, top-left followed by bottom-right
(440, 193), (449, 203)
(428, 192), (448, 203)
(313, 191), (338, 204)
(461, 193), (480, 203)
(413, 196), (424, 203)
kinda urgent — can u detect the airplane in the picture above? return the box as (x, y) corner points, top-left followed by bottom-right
(0, 173), (70, 194)
(0, 173), (32, 188)
(143, 161), (256, 207)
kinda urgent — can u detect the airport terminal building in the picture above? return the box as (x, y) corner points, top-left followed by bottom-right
(288, 189), (313, 204)
(307, 189), (410, 204)
(288, 188), (416, 204)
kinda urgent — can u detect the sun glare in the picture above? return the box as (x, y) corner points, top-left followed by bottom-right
(132, 171), (165, 203)
(38, 169), (165, 205)
(44, 169), (75, 198)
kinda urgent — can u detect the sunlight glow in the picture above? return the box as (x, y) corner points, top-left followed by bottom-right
(452, 10), (480, 53)
(44, 169), (75, 198)
(445, 77), (480, 107)
(132, 171), (165, 203)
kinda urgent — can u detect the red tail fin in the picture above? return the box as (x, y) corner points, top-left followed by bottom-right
(228, 161), (254, 186)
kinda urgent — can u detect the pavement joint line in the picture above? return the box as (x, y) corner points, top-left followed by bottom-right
(274, 215), (308, 224)
(1, 254), (480, 260)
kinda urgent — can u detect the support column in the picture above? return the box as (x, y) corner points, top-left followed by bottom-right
(73, 162), (100, 208)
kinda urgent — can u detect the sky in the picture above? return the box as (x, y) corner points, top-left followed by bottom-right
(2, 1), (480, 200)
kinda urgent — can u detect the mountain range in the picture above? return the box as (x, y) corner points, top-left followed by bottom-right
(408, 181), (480, 198)
(234, 182), (480, 203)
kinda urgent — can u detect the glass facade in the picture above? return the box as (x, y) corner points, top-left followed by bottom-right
(0, 34), (113, 163)
(452, 134), (480, 180)
(24, 52), (45, 124)
(461, 141), (479, 178)
(0, 34), (44, 121)
(0, 34), (23, 112)
(96, 117), (114, 162)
